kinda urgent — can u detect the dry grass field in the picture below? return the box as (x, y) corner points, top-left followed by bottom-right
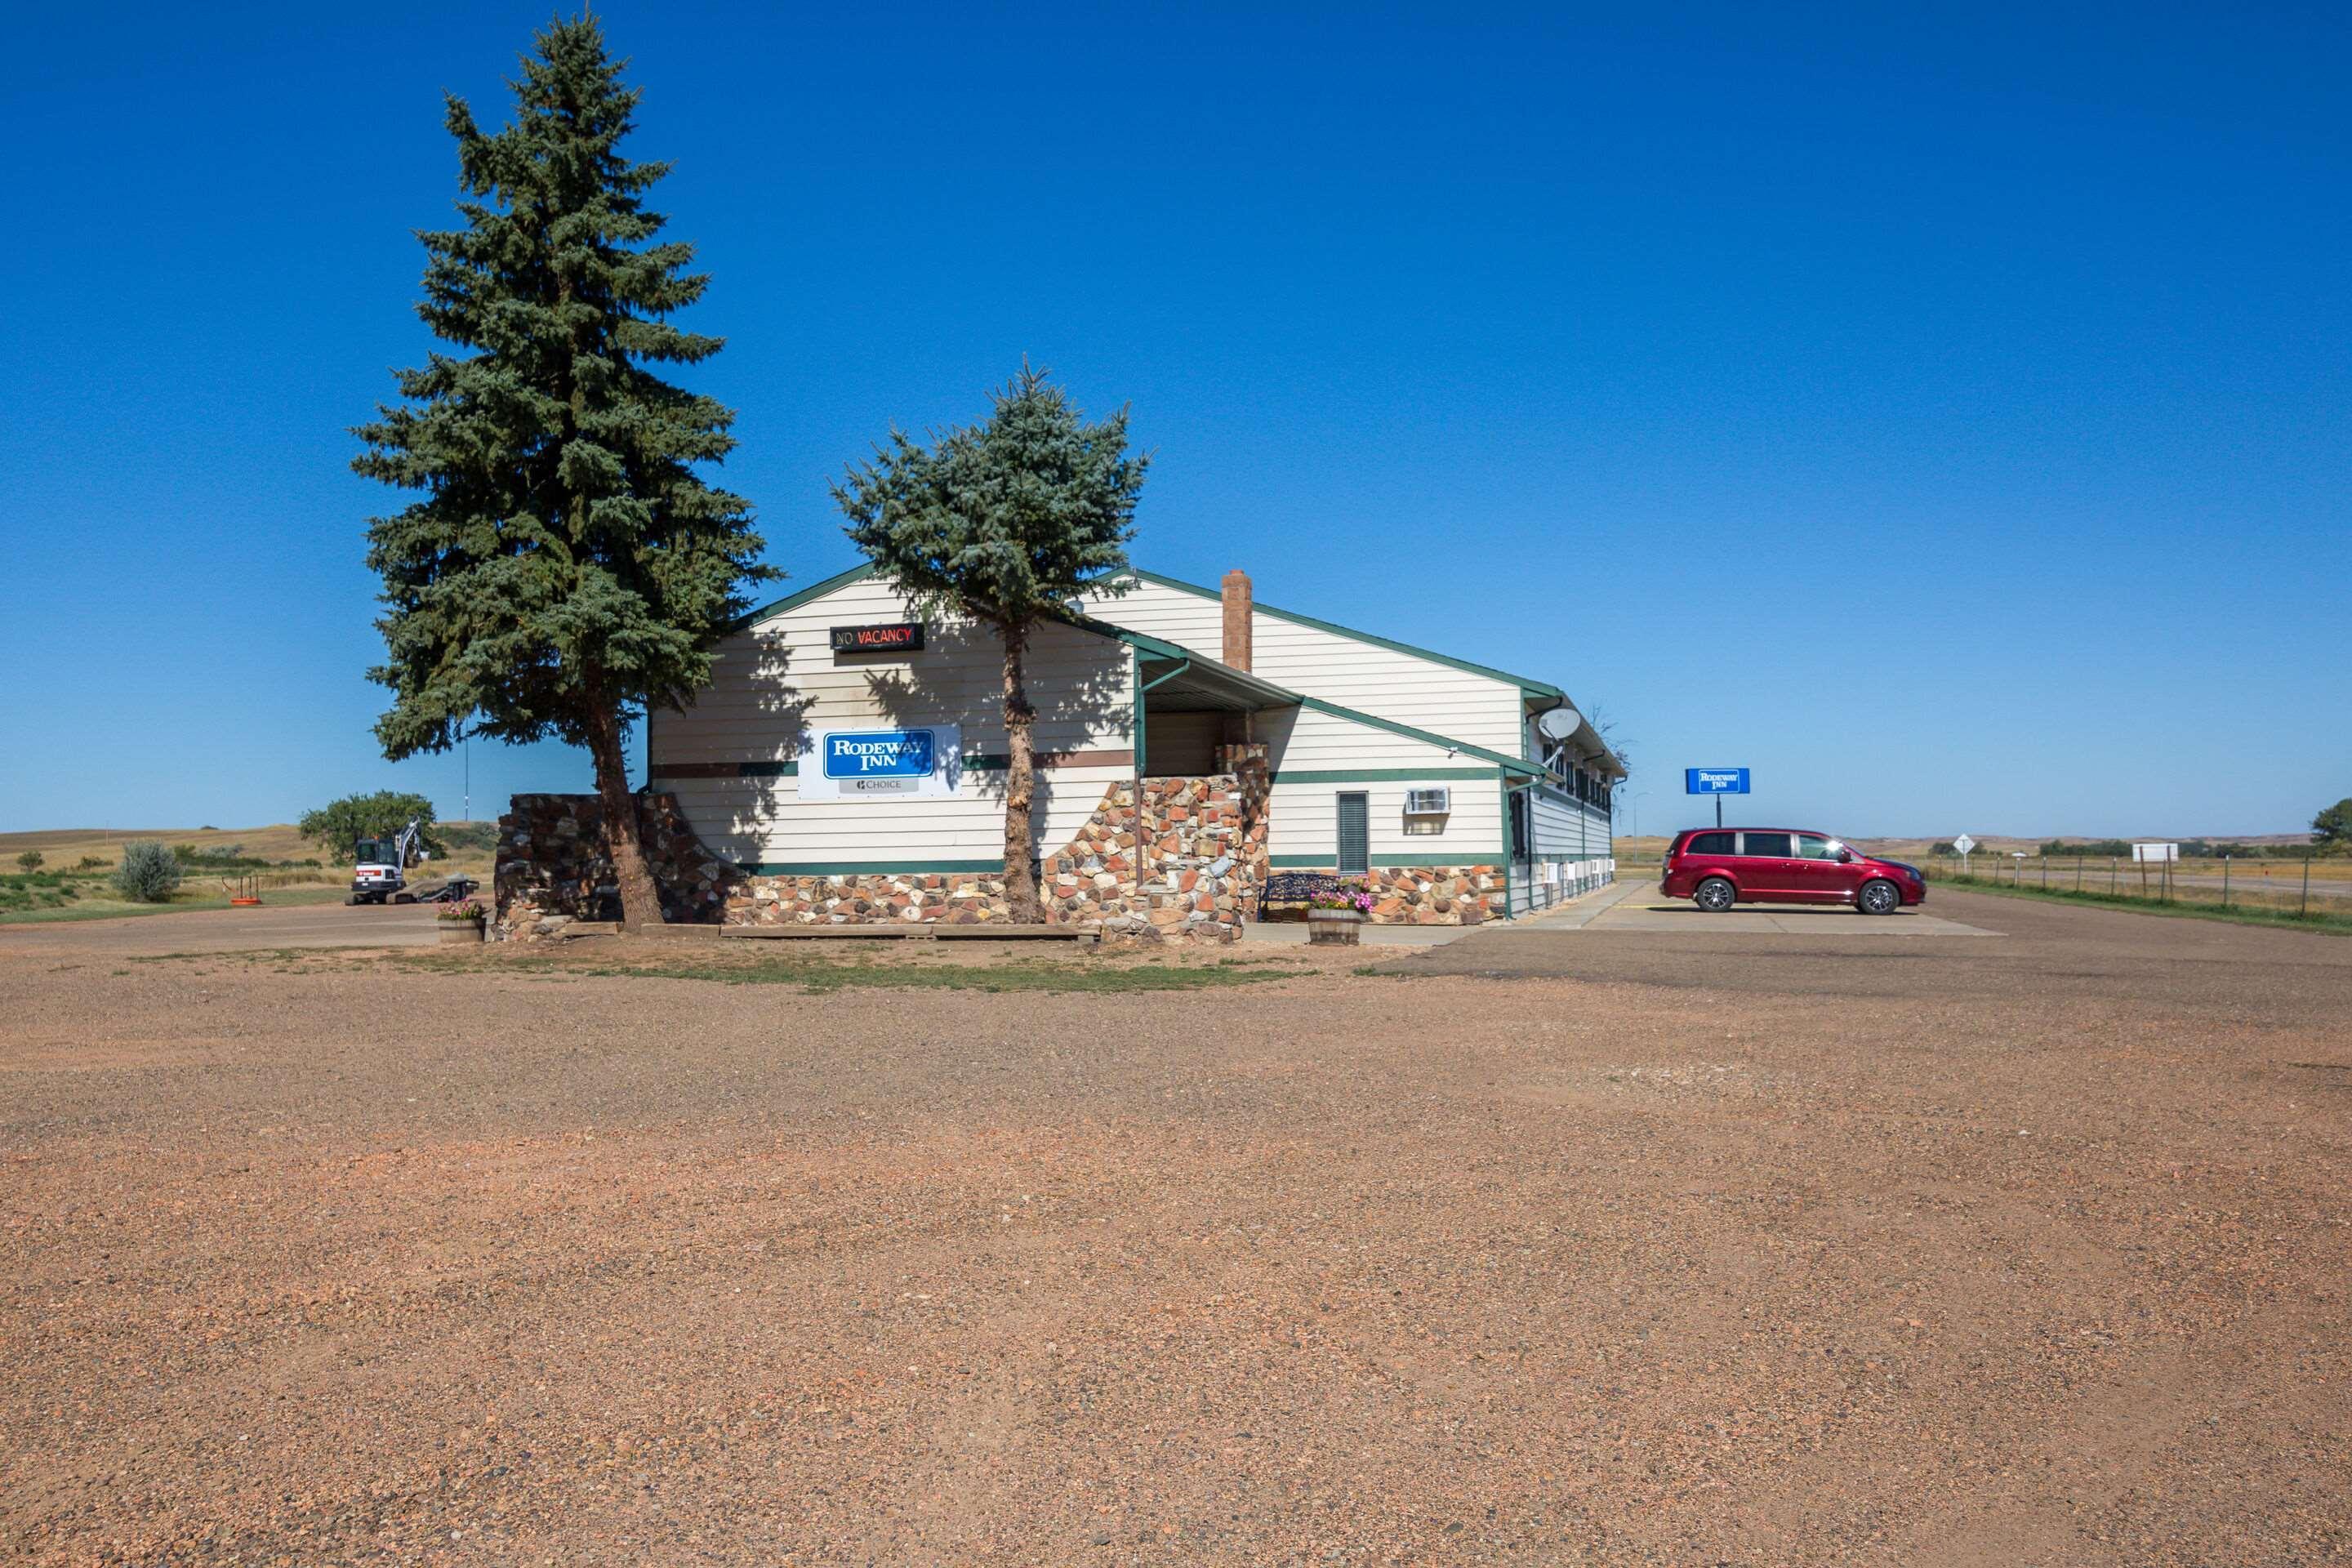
(0, 822), (497, 925)
(3, 889), (2348, 1565)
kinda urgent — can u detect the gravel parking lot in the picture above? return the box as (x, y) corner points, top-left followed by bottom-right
(3, 891), (2347, 1565)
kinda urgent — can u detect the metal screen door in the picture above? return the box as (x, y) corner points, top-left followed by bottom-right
(1337, 792), (1370, 875)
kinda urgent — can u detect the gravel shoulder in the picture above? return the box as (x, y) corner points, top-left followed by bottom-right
(3, 896), (2347, 1565)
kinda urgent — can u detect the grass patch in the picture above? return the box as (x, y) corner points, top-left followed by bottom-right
(1935, 873), (2352, 935)
(392, 946), (1299, 994)
(0, 884), (354, 925)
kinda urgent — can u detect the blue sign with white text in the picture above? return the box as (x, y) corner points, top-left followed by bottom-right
(1685, 767), (1751, 795)
(826, 729), (938, 779)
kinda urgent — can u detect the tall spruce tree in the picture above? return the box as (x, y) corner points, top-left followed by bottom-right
(355, 16), (771, 927)
(834, 366), (1147, 920)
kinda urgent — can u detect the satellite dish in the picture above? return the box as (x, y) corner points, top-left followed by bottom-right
(1535, 706), (1583, 742)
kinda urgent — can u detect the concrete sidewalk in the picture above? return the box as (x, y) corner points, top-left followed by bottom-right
(1240, 874), (1641, 946)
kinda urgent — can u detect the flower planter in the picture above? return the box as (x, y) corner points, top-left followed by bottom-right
(438, 920), (487, 945)
(1307, 908), (1365, 946)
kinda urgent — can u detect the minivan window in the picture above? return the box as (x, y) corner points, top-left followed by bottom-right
(1794, 834), (1838, 860)
(1686, 831), (1735, 856)
(1740, 831), (1794, 858)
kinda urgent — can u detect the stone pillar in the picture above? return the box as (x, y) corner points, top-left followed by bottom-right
(1216, 742), (1272, 918)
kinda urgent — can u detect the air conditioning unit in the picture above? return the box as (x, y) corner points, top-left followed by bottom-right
(1403, 786), (1451, 816)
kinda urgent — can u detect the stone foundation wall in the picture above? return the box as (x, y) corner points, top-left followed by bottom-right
(498, 758), (1275, 942)
(729, 869), (1009, 928)
(721, 768), (1269, 942)
(496, 793), (742, 938)
(1267, 864), (1507, 925)
(1043, 773), (1267, 939)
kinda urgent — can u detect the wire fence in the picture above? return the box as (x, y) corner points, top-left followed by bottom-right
(1920, 853), (2350, 918)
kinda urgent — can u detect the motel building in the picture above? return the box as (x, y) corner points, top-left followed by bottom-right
(599, 565), (1620, 936)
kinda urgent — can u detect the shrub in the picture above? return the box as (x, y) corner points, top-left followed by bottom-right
(112, 841), (182, 902)
(14, 851), (42, 872)
(75, 855), (106, 871)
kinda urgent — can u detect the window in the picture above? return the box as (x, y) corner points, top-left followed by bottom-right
(1740, 831), (1794, 858)
(1337, 792), (1370, 875)
(1794, 834), (1839, 861)
(1686, 831), (1735, 855)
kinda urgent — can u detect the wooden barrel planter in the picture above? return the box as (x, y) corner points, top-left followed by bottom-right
(438, 919), (487, 945)
(1307, 908), (1365, 946)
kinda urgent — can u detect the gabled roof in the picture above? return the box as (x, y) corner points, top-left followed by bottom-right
(722, 561), (1567, 782)
(1120, 568), (1567, 701)
(724, 562), (880, 631)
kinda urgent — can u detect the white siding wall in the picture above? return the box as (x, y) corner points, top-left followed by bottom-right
(648, 575), (1134, 869)
(1527, 783), (1612, 861)
(1259, 705), (1504, 865)
(1103, 577), (1529, 755)
(1515, 782), (1616, 915)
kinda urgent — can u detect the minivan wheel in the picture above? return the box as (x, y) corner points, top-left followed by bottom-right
(1695, 877), (1737, 912)
(1857, 879), (1900, 915)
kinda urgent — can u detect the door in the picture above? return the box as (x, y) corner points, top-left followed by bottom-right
(1735, 830), (1802, 895)
(1336, 792), (1370, 876)
(1791, 832), (1855, 902)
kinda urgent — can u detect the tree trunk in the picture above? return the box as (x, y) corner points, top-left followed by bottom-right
(586, 700), (664, 929)
(1000, 621), (1044, 921)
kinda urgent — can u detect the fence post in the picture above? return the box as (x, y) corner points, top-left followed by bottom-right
(2222, 854), (2230, 909)
(2139, 854), (2149, 900)
(2076, 855), (2083, 892)
(2042, 854), (2049, 890)
(2303, 853), (2312, 918)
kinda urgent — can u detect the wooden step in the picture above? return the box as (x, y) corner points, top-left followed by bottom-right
(932, 924), (1096, 943)
(721, 924), (935, 940)
(715, 922), (1097, 943)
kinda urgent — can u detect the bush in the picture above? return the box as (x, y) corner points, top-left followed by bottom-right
(14, 851), (42, 872)
(112, 841), (182, 902)
(75, 855), (106, 871)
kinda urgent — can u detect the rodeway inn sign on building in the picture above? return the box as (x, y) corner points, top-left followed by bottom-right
(795, 725), (962, 800)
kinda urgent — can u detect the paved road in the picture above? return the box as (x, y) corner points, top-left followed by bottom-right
(0, 900), (443, 959)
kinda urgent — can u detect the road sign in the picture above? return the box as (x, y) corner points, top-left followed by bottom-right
(1684, 768), (1750, 795)
(1952, 833), (1976, 856)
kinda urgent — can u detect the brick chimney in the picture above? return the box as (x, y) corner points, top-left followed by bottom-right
(1221, 569), (1253, 672)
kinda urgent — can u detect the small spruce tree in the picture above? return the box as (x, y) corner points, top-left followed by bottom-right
(354, 16), (773, 926)
(834, 365), (1147, 920)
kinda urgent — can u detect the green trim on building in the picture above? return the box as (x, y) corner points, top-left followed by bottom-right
(723, 561), (881, 632)
(1124, 568), (1566, 700)
(1295, 696), (1544, 777)
(737, 859), (1004, 876)
(1269, 766), (1500, 785)
(1500, 773), (1515, 919)
(649, 760), (799, 778)
(1268, 853), (1503, 869)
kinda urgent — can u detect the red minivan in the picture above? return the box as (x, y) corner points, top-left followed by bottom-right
(1659, 828), (1927, 915)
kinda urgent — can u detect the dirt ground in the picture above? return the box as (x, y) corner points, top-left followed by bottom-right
(3, 892), (2348, 1565)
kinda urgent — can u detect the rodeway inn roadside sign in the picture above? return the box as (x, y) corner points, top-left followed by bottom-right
(797, 725), (962, 800)
(1684, 768), (1751, 795)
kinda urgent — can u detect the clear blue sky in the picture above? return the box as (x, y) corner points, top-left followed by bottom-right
(3, 2), (2345, 840)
